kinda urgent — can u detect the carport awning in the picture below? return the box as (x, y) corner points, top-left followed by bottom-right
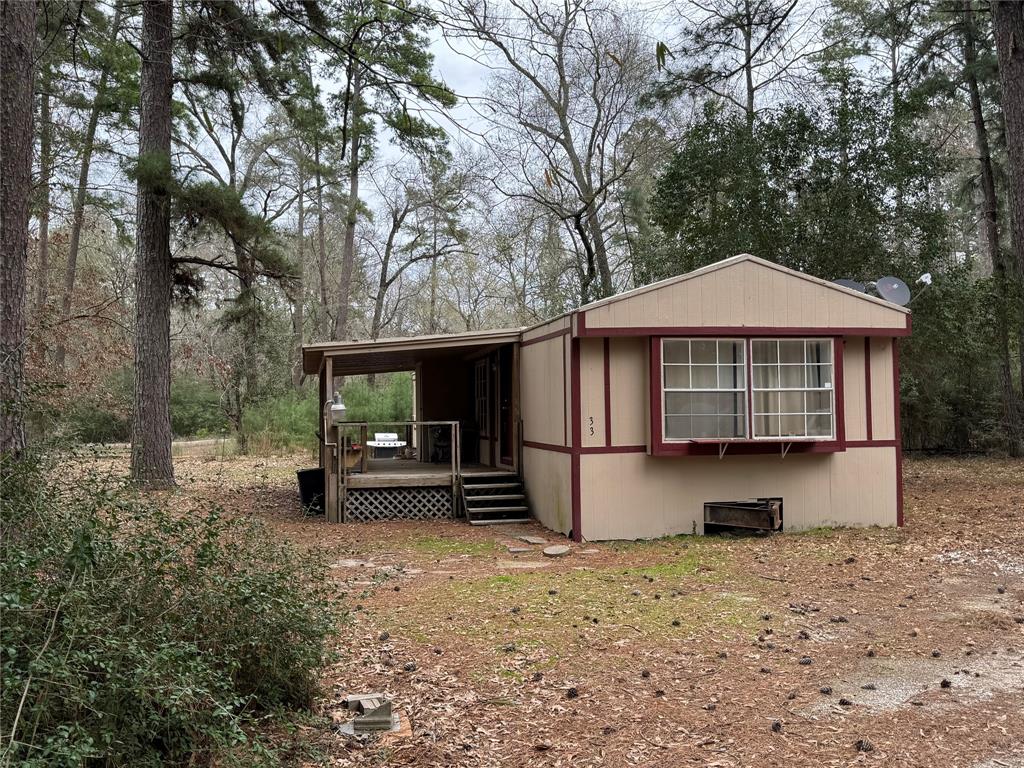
(302, 328), (523, 376)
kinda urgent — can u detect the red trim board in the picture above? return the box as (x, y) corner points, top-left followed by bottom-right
(570, 337), (582, 542)
(864, 337), (873, 441)
(603, 337), (612, 446)
(894, 340), (904, 527)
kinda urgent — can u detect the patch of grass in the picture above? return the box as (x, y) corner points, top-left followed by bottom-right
(405, 535), (499, 557)
(401, 561), (760, 659)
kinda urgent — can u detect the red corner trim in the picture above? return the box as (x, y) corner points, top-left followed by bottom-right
(894, 340), (904, 527)
(603, 337), (612, 446)
(864, 337), (873, 441)
(570, 337), (582, 542)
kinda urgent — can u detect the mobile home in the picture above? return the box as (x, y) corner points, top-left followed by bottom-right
(302, 254), (909, 540)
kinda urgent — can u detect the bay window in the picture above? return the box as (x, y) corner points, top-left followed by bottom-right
(659, 337), (836, 443)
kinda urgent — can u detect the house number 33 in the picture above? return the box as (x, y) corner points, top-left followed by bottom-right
(588, 416), (594, 436)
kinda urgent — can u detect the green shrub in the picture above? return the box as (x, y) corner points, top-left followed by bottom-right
(0, 452), (339, 767)
(64, 369), (230, 443)
(170, 373), (230, 438)
(243, 373), (413, 454)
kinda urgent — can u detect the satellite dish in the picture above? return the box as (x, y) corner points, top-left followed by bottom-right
(875, 276), (911, 306)
(834, 278), (867, 293)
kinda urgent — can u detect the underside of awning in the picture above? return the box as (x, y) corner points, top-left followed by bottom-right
(302, 328), (523, 376)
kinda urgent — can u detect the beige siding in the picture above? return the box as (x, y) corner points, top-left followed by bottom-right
(870, 338), (896, 440)
(583, 259), (907, 333)
(520, 334), (567, 446)
(523, 446), (572, 534)
(844, 337), (868, 442)
(522, 314), (570, 343)
(609, 337), (648, 446)
(580, 338), (606, 448)
(579, 447), (897, 540)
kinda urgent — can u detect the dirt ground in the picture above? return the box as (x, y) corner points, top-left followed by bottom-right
(94, 454), (1024, 767)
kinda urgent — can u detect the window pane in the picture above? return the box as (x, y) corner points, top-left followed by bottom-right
(718, 340), (743, 364)
(664, 365), (690, 389)
(754, 391), (779, 415)
(780, 365), (805, 388)
(719, 415), (745, 438)
(718, 392), (745, 416)
(807, 391), (831, 413)
(663, 340), (689, 364)
(691, 416), (718, 438)
(780, 414), (805, 436)
(807, 363), (832, 388)
(806, 340), (831, 364)
(718, 364), (744, 389)
(691, 340), (717, 364)
(753, 365), (779, 389)
(779, 340), (805, 363)
(689, 392), (718, 415)
(752, 339), (778, 364)
(780, 391), (804, 413)
(808, 414), (832, 436)
(754, 413), (780, 436)
(691, 365), (718, 388)
(665, 415), (691, 439)
(665, 392), (692, 415)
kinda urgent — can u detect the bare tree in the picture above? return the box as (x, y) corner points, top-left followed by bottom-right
(1, 0), (37, 456)
(446, 0), (658, 301)
(663, 0), (825, 128)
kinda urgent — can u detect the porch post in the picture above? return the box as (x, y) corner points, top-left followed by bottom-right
(324, 356), (339, 523)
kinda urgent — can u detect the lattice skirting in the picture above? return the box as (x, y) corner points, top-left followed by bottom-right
(345, 486), (454, 522)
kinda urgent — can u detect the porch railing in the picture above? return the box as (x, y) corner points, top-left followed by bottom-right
(328, 420), (461, 523)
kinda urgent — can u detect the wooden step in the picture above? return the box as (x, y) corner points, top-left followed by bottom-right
(469, 518), (531, 526)
(465, 482), (521, 490)
(467, 493), (525, 503)
(466, 505), (529, 515)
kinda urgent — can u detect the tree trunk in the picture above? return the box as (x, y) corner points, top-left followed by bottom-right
(963, 0), (1022, 455)
(54, 2), (122, 373)
(291, 168), (306, 389)
(992, 0), (1024, 394)
(313, 134), (330, 338)
(130, 0), (175, 486)
(334, 68), (361, 341)
(35, 83), (52, 339)
(0, 0), (37, 457)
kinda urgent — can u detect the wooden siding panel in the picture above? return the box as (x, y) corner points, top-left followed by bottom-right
(523, 446), (572, 534)
(580, 338), (606, 447)
(585, 260), (906, 333)
(579, 447), (897, 540)
(844, 336), (868, 442)
(609, 337), (648, 446)
(870, 338), (895, 440)
(520, 335), (566, 446)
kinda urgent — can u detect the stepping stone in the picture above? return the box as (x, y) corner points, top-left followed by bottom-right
(518, 535), (548, 545)
(579, 548), (600, 554)
(507, 546), (532, 554)
(543, 545), (571, 557)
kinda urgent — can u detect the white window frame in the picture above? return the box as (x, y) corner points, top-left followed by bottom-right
(661, 337), (749, 442)
(750, 338), (835, 441)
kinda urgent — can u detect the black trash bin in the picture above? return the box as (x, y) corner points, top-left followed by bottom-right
(296, 468), (325, 516)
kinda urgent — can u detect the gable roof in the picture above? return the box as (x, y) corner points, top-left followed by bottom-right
(577, 254), (911, 316)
